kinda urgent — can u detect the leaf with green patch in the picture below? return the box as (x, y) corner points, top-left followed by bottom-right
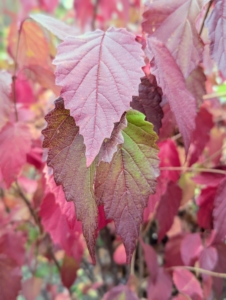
(95, 110), (159, 263)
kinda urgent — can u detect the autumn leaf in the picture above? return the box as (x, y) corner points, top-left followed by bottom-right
(0, 122), (32, 188)
(53, 27), (144, 166)
(95, 110), (159, 263)
(42, 98), (98, 262)
(103, 285), (139, 300)
(146, 38), (197, 153)
(131, 75), (163, 133)
(142, 0), (205, 78)
(206, 0), (226, 77)
(0, 71), (12, 131)
(30, 14), (79, 40)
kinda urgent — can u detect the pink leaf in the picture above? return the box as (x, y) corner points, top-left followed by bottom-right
(213, 177), (226, 241)
(164, 234), (185, 268)
(146, 38), (197, 153)
(0, 70), (12, 131)
(140, 239), (158, 282)
(103, 285), (139, 300)
(206, 0), (226, 77)
(22, 277), (43, 300)
(0, 122), (32, 188)
(147, 268), (172, 300)
(53, 27), (144, 166)
(113, 243), (127, 265)
(180, 233), (203, 266)
(155, 182), (182, 241)
(30, 14), (79, 40)
(142, 0), (205, 78)
(131, 75), (163, 133)
(199, 246), (218, 271)
(173, 269), (203, 300)
(39, 0), (59, 12)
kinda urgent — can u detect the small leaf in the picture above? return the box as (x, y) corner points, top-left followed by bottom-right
(103, 285), (139, 300)
(180, 233), (203, 266)
(42, 98), (98, 262)
(53, 27), (144, 166)
(30, 14), (79, 40)
(95, 110), (159, 263)
(206, 0), (226, 77)
(146, 38), (197, 153)
(131, 75), (163, 133)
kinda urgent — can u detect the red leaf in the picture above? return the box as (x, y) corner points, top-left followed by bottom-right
(173, 269), (203, 300)
(53, 27), (144, 166)
(185, 66), (206, 108)
(155, 182), (182, 241)
(0, 122), (32, 188)
(146, 38), (197, 153)
(30, 14), (79, 40)
(196, 186), (216, 229)
(193, 171), (225, 187)
(14, 74), (35, 106)
(140, 239), (158, 282)
(213, 177), (226, 241)
(159, 103), (176, 141)
(147, 268), (172, 300)
(164, 234), (185, 268)
(42, 98), (97, 262)
(39, 0), (59, 12)
(0, 70), (12, 131)
(180, 233), (203, 266)
(131, 75), (163, 133)
(189, 106), (214, 166)
(0, 255), (22, 300)
(206, 0), (226, 77)
(60, 254), (79, 289)
(103, 285), (139, 300)
(142, 0), (205, 78)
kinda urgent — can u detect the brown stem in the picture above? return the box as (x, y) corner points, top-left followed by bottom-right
(199, 0), (213, 36)
(167, 265), (226, 278)
(91, 0), (100, 30)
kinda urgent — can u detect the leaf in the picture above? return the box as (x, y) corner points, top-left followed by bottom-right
(173, 269), (203, 300)
(155, 182), (182, 241)
(8, 20), (50, 69)
(30, 14), (79, 40)
(0, 122), (32, 188)
(42, 98), (97, 262)
(206, 0), (226, 77)
(196, 186), (216, 230)
(199, 246), (218, 271)
(189, 105), (214, 166)
(113, 243), (127, 265)
(140, 239), (158, 282)
(0, 70), (12, 131)
(22, 277), (43, 300)
(147, 268), (172, 300)
(53, 27), (144, 166)
(142, 0), (205, 78)
(0, 255), (21, 300)
(164, 234), (185, 268)
(95, 110), (159, 263)
(99, 113), (127, 163)
(131, 75), (163, 133)
(180, 233), (203, 266)
(103, 285), (139, 300)
(213, 177), (226, 241)
(185, 66), (206, 108)
(146, 38), (197, 153)
(60, 254), (79, 289)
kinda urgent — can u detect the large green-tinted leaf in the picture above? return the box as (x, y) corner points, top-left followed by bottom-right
(42, 98), (98, 262)
(95, 110), (159, 263)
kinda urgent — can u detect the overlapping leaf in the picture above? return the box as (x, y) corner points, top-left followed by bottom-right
(146, 38), (197, 153)
(131, 75), (163, 133)
(42, 98), (98, 262)
(53, 27), (144, 166)
(206, 0), (226, 77)
(95, 110), (159, 263)
(142, 0), (205, 78)
(186, 66), (206, 107)
(0, 71), (12, 131)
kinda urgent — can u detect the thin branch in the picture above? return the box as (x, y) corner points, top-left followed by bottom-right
(91, 0), (100, 30)
(203, 91), (226, 100)
(199, 0), (213, 36)
(160, 166), (226, 175)
(167, 266), (226, 278)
